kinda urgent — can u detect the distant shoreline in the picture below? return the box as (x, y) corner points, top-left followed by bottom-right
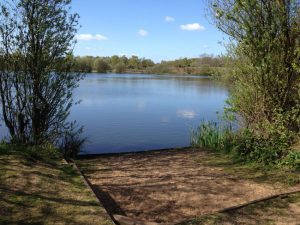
(73, 55), (223, 76)
(85, 71), (213, 76)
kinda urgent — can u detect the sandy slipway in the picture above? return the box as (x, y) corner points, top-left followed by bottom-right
(77, 148), (300, 225)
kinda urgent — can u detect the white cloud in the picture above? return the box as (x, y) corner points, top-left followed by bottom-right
(138, 29), (148, 37)
(165, 16), (175, 22)
(202, 44), (209, 48)
(180, 23), (205, 31)
(77, 34), (108, 41)
(176, 110), (197, 119)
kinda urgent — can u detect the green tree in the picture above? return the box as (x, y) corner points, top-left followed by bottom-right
(128, 56), (140, 69)
(120, 55), (129, 67)
(110, 55), (120, 67)
(94, 58), (110, 73)
(74, 56), (93, 72)
(0, 0), (82, 144)
(141, 58), (154, 69)
(210, 0), (300, 162)
(114, 62), (126, 73)
(211, 0), (299, 128)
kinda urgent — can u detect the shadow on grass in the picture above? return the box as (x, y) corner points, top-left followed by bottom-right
(195, 152), (300, 186)
(0, 187), (99, 207)
(178, 193), (300, 225)
(0, 149), (113, 225)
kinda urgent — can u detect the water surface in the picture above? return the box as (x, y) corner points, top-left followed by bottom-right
(70, 73), (228, 154)
(0, 73), (228, 154)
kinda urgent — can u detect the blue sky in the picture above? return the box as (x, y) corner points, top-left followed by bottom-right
(72, 0), (227, 62)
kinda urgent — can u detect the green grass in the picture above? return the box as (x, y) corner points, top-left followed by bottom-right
(191, 121), (235, 153)
(0, 144), (113, 225)
(195, 152), (300, 186)
(179, 193), (300, 225)
(190, 121), (300, 185)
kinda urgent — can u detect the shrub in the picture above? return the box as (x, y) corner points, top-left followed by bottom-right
(60, 123), (86, 161)
(281, 151), (300, 170)
(234, 130), (290, 165)
(191, 117), (300, 168)
(233, 112), (299, 165)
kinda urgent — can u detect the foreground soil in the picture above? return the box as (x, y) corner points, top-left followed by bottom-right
(0, 146), (113, 225)
(77, 148), (300, 225)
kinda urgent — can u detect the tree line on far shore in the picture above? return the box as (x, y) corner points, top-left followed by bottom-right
(72, 54), (226, 75)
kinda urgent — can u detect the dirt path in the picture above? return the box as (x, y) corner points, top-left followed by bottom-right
(77, 149), (299, 224)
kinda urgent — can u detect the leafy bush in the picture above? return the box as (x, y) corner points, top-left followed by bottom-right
(233, 112), (298, 165)
(191, 118), (299, 168)
(281, 151), (300, 170)
(60, 123), (86, 160)
(234, 130), (290, 165)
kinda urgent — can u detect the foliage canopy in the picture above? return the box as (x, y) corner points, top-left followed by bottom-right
(209, 0), (300, 164)
(0, 0), (82, 145)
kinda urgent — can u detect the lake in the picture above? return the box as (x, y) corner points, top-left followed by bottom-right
(0, 73), (228, 154)
(71, 73), (228, 154)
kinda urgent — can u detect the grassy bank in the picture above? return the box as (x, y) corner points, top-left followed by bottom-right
(180, 192), (300, 225)
(0, 144), (113, 225)
(194, 152), (300, 186)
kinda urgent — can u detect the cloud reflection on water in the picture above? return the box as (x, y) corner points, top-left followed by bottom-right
(176, 109), (197, 119)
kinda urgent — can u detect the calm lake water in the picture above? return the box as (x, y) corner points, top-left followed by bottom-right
(0, 73), (228, 154)
(71, 73), (228, 154)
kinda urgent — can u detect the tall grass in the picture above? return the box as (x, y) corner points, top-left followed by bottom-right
(190, 121), (235, 152)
